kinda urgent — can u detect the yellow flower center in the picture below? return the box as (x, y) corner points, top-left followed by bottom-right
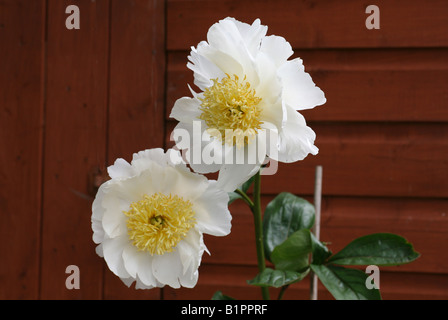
(199, 74), (262, 148)
(124, 193), (195, 255)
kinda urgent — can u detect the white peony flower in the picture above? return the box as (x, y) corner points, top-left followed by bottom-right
(170, 17), (326, 192)
(91, 148), (232, 289)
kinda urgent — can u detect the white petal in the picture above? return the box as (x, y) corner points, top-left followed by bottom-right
(92, 182), (108, 244)
(276, 107), (319, 163)
(101, 182), (134, 239)
(131, 148), (169, 174)
(217, 141), (264, 192)
(131, 148), (186, 172)
(177, 231), (205, 288)
(179, 270), (199, 289)
(193, 180), (232, 236)
(228, 18), (267, 58)
(177, 230), (204, 274)
(254, 51), (282, 104)
(95, 244), (104, 257)
(165, 148), (188, 169)
(172, 121), (224, 174)
(135, 276), (157, 289)
(120, 277), (135, 288)
(207, 18), (250, 64)
(145, 164), (210, 202)
(258, 125), (280, 163)
(195, 45), (245, 85)
(107, 158), (134, 180)
(217, 162), (260, 192)
(260, 35), (293, 67)
(91, 218), (105, 245)
(152, 251), (182, 289)
(122, 245), (143, 278)
(169, 96), (202, 123)
(132, 148), (165, 163)
(278, 58), (326, 110)
(102, 236), (131, 279)
(254, 52), (285, 129)
(123, 247), (159, 287)
(188, 44), (225, 90)
(204, 19), (259, 86)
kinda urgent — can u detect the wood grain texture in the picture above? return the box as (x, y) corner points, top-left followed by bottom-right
(103, 0), (166, 300)
(199, 196), (448, 274)
(161, 1), (448, 300)
(107, 0), (167, 163)
(165, 120), (448, 198)
(167, 0), (448, 50)
(40, 0), (109, 299)
(164, 264), (448, 300)
(0, 0), (45, 299)
(2, 0), (447, 300)
(263, 122), (448, 198)
(165, 50), (448, 122)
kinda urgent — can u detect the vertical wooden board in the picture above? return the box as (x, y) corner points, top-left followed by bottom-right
(103, 0), (166, 299)
(40, 0), (110, 299)
(0, 0), (45, 299)
(107, 0), (166, 163)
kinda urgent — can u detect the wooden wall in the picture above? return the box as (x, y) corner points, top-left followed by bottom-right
(1, 0), (447, 300)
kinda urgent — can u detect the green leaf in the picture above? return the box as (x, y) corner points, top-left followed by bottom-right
(271, 229), (312, 272)
(311, 264), (381, 300)
(328, 233), (420, 266)
(211, 291), (235, 300)
(310, 232), (332, 265)
(263, 192), (315, 261)
(247, 268), (309, 288)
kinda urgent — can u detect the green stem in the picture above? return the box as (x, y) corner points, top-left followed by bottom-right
(277, 285), (289, 300)
(235, 189), (254, 208)
(252, 171), (270, 300)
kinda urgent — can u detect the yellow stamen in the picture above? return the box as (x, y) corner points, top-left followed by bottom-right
(124, 193), (195, 255)
(199, 74), (262, 148)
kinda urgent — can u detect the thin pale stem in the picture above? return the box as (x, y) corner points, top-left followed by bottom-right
(252, 171), (270, 300)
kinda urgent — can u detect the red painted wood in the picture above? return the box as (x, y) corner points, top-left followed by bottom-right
(165, 50), (448, 122)
(199, 196), (448, 275)
(167, 0), (448, 50)
(165, 264), (448, 300)
(40, 0), (109, 299)
(264, 122), (448, 198)
(165, 121), (448, 198)
(103, 0), (166, 300)
(0, 0), (45, 299)
(2, 0), (446, 300)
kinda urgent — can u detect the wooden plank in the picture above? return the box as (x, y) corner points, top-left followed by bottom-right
(264, 122), (448, 198)
(167, 0), (448, 50)
(164, 264), (448, 300)
(318, 197), (448, 275)
(40, 0), (109, 299)
(165, 121), (448, 198)
(0, 0), (45, 299)
(103, 0), (166, 300)
(197, 196), (448, 275)
(165, 49), (448, 122)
